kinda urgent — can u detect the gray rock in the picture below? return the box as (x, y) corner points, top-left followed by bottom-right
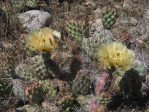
(18, 10), (51, 31)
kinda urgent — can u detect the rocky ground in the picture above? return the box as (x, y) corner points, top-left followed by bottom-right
(0, 0), (149, 112)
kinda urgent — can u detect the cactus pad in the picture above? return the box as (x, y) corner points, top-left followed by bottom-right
(71, 75), (91, 96)
(26, 0), (37, 8)
(40, 80), (58, 99)
(102, 9), (118, 29)
(25, 82), (45, 104)
(66, 21), (87, 42)
(15, 55), (49, 81)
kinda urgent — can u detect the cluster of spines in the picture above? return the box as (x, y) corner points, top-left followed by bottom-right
(40, 79), (58, 99)
(25, 0), (37, 8)
(71, 75), (91, 97)
(15, 55), (49, 81)
(24, 82), (45, 104)
(102, 9), (118, 29)
(66, 21), (87, 42)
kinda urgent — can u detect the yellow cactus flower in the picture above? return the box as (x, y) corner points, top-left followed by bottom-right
(96, 42), (135, 71)
(26, 27), (61, 52)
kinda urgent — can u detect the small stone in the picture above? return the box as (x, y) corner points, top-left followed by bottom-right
(116, 17), (138, 26)
(129, 17), (138, 26)
(123, 0), (133, 9)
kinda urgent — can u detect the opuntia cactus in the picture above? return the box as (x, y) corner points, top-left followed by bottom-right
(26, 0), (37, 8)
(53, 79), (70, 97)
(15, 55), (52, 81)
(11, 0), (25, 9)
(40, 79), (58, 99)
(24, 82), (45, 104)
(77, 95), (95, 112)
(71, 75), (91, 96)
(58, 95), (80, 112)
(110, 71), (123, 93)
(42, 101), (61, 112)
(66, 21), (87, 42)
(97, 92), (111, 105)
(102, 9), (118, 29)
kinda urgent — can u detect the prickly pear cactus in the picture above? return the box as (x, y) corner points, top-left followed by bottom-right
(110, 71), (123, 93)
(77, 95), (95, 112)
(42, 101), (61, 112)
(0, 78), (12, 98)
(102, 9), (118, 29)
(26, 0), (37, 8)
(58, 95), (80, 112)
(12, 79), (27, 101)
(97, 92), (111, 105)
(24, 82), (45, 104)
(11, 0), (25, 9)
(71, 75), (91, 96)
(15, 55), (51, 81)
(66, 21), (87, 43)
(53, 79), (70, 97)
(40, 80), (58, 99)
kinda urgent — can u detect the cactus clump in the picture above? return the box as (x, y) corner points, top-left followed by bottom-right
(0, 78), (12, 98)
(77, 95), (95, 112)
(53, 79), (70, 97)
(11, 0), (25, 10)
(66, 21), (87, 43)
(102, 9), (118, 29)
(58, 95), (80, 112)
(40, 80), (58, 99)
(26, 0), (37, 8)
(97, 92), (111, 105)
(15, 55), (49, 81)
(24, 82), (45, 104)
(71, 75), (91, 96)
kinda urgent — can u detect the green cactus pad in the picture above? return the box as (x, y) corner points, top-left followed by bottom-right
(15, 55), (51, 81)
(11, 0), (25, 9)
(102, 9), (118, 29)
(40, 80), (58, 99)
(71, 75), (91, 96)
(25, 82), (45, 104)
(66, 21), (87, 42)
(26, 0), (37, 8)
